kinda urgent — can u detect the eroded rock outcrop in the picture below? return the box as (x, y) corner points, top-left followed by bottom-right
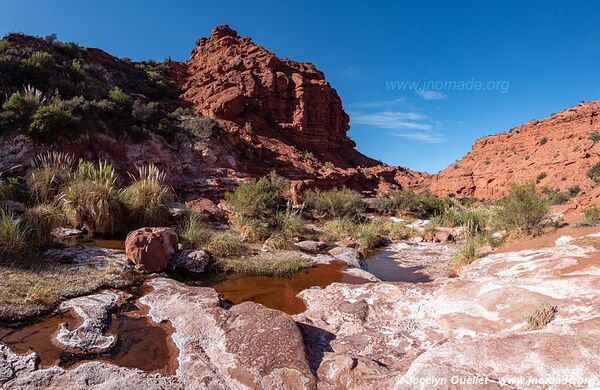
(430, 100), (600, 203)
(294, 233), (600, 389)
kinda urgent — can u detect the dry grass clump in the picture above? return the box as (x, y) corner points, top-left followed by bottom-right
(60, 160), (122, 234)
(0, 208), (28, 255)
(215, 250), (310, 276)
(27, 151), (74, 204)
(206, 231), (248, 257)
(178, 212), (212, 249)
(525, 304), (557, 330)
(120, 164), (173, 227)
(20, 204), (62, 246)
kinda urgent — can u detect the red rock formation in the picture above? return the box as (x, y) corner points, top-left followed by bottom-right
(430, 100), (600, 201)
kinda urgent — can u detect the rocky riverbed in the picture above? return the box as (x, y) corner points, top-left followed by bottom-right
(2, 231), (600, 389)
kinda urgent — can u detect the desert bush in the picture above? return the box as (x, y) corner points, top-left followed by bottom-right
(0, 208), (28, 255)
(451, 234), (485, 267)
(575, 205), (600, 227)
(206, 231), (247, 257)
(21, 51), (54, 72)
(587, 162), (600, 183)
(120, 164), (172, 227)
(225, 172), (289, 223)
(492, 182), (549, 235)
(178, 212), (212, 248)
(536, 172), (547, 182)
(538, 137), (547, 145)
(323, 161), (335, 169)
(568, 185), (581, 197)
(372, 190), (453, 218)
(274, 208), (305, 239)
(108, 86), (131, 106)
(20, 204), (62, 246)
(543, 188), (570, 205)
(229, 215), (269, 242)
(2, 85), (45, 117)
(589, 133), (600, 143)
(27, 152), (74, 204)
(369, 196), (398, 215)
(181, 115), (219, 138)
(323, 217), (356, 240)
(28, 104), (72, 134)
(303, 188), (365, 218)
(437, 208), (489, 236)
(525, 304), (557, 330)
(384, 221), (414, 240)
(60, 160), (122, 234)
(132, 100), (160, 123)
(353, 219), (386, 255)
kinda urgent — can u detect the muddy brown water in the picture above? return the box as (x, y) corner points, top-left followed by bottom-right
(0, 240), (434, 375)
(0, 293), (178, 375)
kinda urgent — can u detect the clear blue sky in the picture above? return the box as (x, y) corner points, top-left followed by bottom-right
(2, 1), (599, 173)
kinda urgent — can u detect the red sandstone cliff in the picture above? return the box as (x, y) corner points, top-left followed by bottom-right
(430, 100), (600, 205)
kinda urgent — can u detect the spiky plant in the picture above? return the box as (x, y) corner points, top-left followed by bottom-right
(0, 208), (28, 255)
(178, 212), (212, 249)
(120, 164), (173, 228)
(60, 159), (122, 234)
(20, 204), (62, 246)
(27, 151), (74, 204)
(525, 304), (557, 330)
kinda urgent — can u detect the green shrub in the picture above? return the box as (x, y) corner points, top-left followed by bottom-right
(27, 152), (75, 204)
(2, 86), (45, 117)
(384, 221), (414, 240)
(353, 219), (386, 255)
(539, 137), (548, 145)
(225, 172), (289, 223)
(323, 161), (335, 169)
(206, 231), (247, 257)
(303, 188), (365, 218)
(536, 172), (547, 182)
(568, 185), (581, 197)
(544, 188), (570, 205)
(108, 87), (131, 106)
(21, 51), (54, 71)
(374, 190), (454, 218)
(181, 116), (219, 138)
(0, 208), (28, 255)
(589, 133), (600, 143)
(178, 212), (212, 248)
(274, 208), (305, 239)
(438, 208), (489, 236)
(587, 162), (600, 183)
(132, 101), (160, 123)
(120, 165), (172, 227)
(229, 215), (269, 242)
(28, 104), (72, 134)
(323, 217), (356, 239)
(452, 234), (484, 267)
(576, 205), (600, 227)
(492, 182), (549, 235)
(60, 160), (122, 234)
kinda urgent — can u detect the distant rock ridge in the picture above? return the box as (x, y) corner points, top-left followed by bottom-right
(430, 99), (600, 207)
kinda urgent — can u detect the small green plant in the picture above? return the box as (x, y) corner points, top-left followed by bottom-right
(178, 212), (212, 248)
(181, 115), (220, 138)
(525, 304), (557, 330)
(108, 86), (132, 106)
(538, 137), (548, 145)
(589, 133), (600, 143)
(524, 155), (530, 160)
(323, 217), (356, 240)
(451, 235), (481, 267)
(2, 85), (46, 117)
(274, 208), (305, 239)
(21, 51), (54, 71)
(229, 215), (269, 242)
(567, 185), (581, 197)
(28, 104), (72, 134)
(492, 181), (549, 236)
(20, 204), (62, 246)
(216, 250), (310, 276)
(353, 219), (386, 256)
(303, 188), (365, 219)
(536, 172), (547, 183)
(575, 205), (600, 227)
(323, 161), (335, 169)
(587, 162), (600, 183)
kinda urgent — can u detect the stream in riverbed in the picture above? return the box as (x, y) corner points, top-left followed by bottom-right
(0, 239), (449, 373)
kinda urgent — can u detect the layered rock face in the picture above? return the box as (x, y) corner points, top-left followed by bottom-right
(181, 25), (356, 160)
(430, 100), (600, 200)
